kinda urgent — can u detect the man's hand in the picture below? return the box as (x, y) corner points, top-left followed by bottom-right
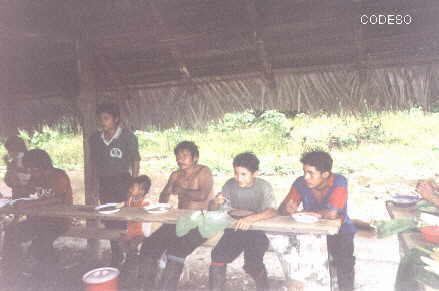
(285, 199), (300, 214)
(321, 209), (338, 220)
(213, 193), (226, 206)
(417, 180), (436, 202)
(234, 216), (253, 231)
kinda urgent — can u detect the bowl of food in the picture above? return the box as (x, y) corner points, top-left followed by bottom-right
(291, 212), (322, 223)
(391, 195), (421, 208)
(144, 203), (171, 214)
(420, 226), (439, 243)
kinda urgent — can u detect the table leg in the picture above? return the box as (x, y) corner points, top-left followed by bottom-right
(270, 234), (331, 291)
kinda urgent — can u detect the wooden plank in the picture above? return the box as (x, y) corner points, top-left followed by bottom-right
(65, 227), (126, 241)
(1, 205), (341, 235)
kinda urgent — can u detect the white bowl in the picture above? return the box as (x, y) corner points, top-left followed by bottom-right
(291, 212), (321, 223)
(144, 203), (171, 214)
(95, 203), (121, 214)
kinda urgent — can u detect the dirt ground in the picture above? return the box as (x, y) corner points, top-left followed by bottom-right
(0, 169), (403, 291)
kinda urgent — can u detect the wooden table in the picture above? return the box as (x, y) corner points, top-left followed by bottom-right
(0, 204), (341, 235)
(1, 204), (341, 290)
(386, 201), (439, 291)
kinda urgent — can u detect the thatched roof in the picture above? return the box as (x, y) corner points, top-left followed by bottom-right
(1, 0), (439, 131)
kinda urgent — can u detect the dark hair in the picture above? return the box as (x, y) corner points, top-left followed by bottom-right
(174, 141), (199, 159)
(96, 102), (120, 121)
(233, 152), (259, 173)
(4, 136), (27, 152)
(300, 150), (333, 173)
(22, 149), (53, 170)
(131, 175), (151, 195)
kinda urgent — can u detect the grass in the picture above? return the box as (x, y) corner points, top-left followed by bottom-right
(2, 107), (439, 178)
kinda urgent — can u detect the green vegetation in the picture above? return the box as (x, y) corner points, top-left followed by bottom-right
(2, 108), (439, 177)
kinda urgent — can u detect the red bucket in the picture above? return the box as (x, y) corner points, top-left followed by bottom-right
(82, 267), (120, 291)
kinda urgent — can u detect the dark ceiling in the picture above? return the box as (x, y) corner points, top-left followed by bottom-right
(1, 0), (438, 98)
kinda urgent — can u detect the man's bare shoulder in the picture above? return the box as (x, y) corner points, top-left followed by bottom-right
(196, 164), (211, 172)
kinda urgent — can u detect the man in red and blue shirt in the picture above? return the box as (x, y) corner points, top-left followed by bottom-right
(278, 150), (356, 291)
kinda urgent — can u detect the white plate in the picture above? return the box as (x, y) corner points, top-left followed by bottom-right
(95, 203), (121, 215)
(0, 199), (10, 208)
(291, 212), (321, 223)
(144, 203), (171, 214)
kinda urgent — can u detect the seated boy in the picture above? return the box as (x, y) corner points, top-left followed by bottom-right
(139, 141), (213, 291)
(208, 152), (277, 291)
(277, 150), (356, 291)
(1, 149), (73, 285)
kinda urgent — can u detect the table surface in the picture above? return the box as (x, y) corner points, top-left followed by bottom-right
(385, 201), (436, 251)
(0, 204), (341, 235)
(386, 202), (439, 291)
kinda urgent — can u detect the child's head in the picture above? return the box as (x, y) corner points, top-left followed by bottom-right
(97, 102), (121, 131)
(129, 175), (152, 196)
(5, 136), (27, 157)
(300, 150), (333, 189)
(174, 141), (199, 170)
(232, 152), (259, 188)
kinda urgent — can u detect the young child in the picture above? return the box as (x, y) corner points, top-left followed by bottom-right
(277, 150), (356, 291)
(119, 175), (152, 281)
(208, 152), (277, 291)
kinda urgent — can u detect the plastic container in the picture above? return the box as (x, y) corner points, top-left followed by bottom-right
(391, 195), (421, 208)
(82, 267), (119, 291)
(420, 226), (439, 243)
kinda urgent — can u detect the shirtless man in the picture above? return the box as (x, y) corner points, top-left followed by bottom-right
(139, 141), (213, 291)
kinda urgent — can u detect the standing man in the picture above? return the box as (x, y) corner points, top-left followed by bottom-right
(89, 102), (141, 267)
(2, 149), (73, 286)
(139, 141), (213, 291)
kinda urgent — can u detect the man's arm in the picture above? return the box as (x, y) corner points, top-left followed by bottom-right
(159, 172), (178, 203)
(320, 185), (347, 220)
(174, 167), (213, 202)
(278, 185), (301, 215)
(234, 208), (277, 231)
(15, 173), (72, 208)
(129, 133), (141, 178)
(418, 181), (439, 207)
(131, 160), (140, 177)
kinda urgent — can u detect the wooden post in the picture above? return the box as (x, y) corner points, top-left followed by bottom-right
(246, 0), (278, 109)
(75, 40), (100, 255)
(353, 0), (367, 111)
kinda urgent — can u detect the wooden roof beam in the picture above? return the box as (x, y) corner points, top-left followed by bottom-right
(0, 22), (74, 43)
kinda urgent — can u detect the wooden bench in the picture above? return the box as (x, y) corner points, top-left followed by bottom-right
(62, 224), (270, 250)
